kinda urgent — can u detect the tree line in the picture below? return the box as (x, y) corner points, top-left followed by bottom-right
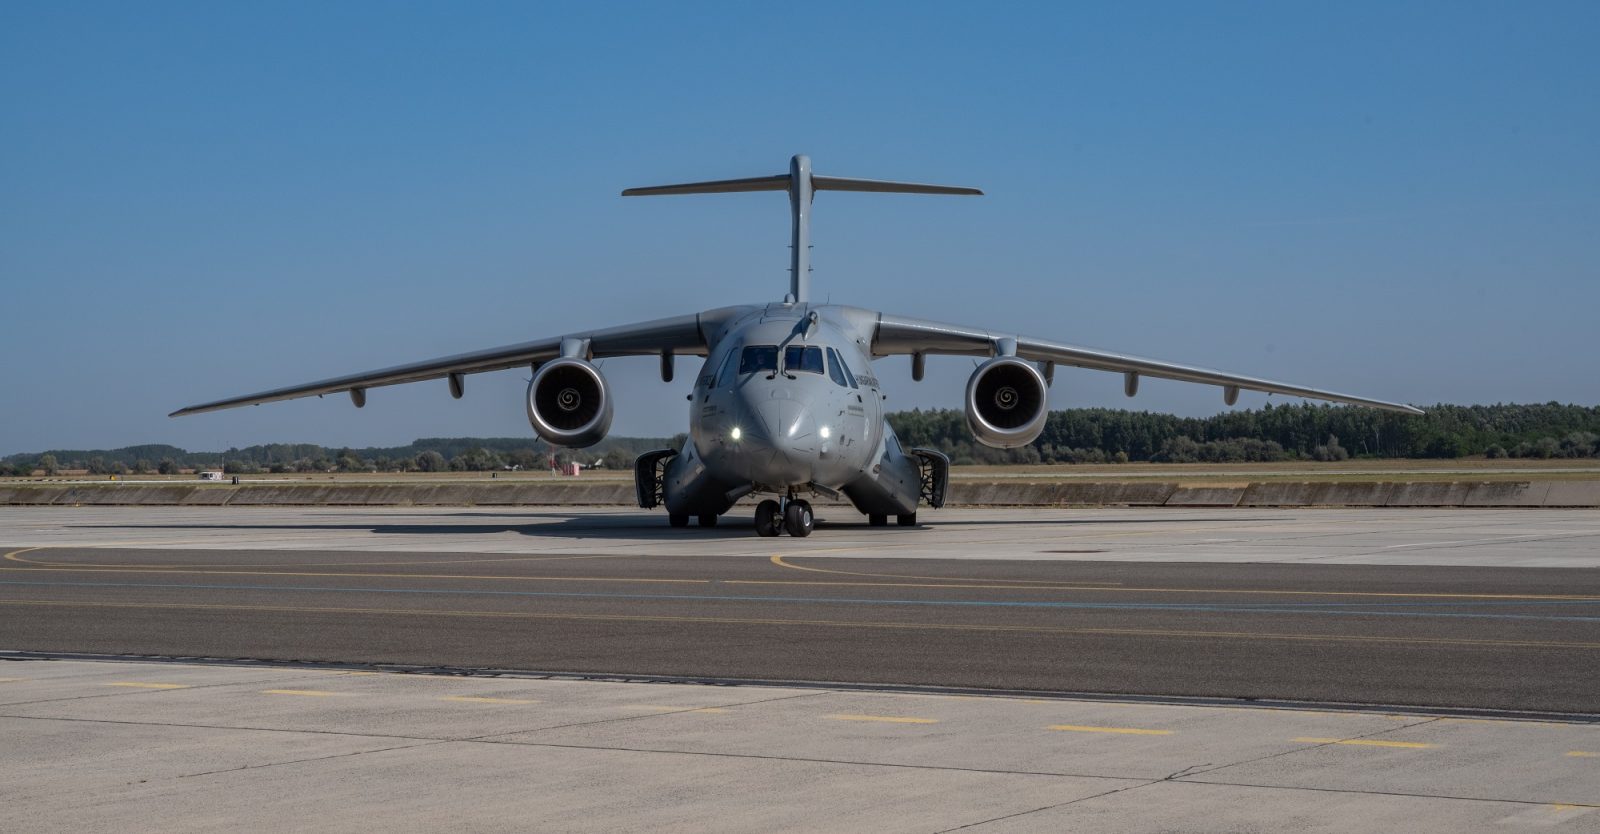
(5, 403), (1600, 476)
(888, 402), (1600, 465)
(0, 435), (680, 477)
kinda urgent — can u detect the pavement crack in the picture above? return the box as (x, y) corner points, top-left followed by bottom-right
(1167, 716), (1443, 781)
(474, 737), (1142, 782)
(174, 740), (447, 780)
(1163, 762), (1211, 780)
(933, 779), (1165, 833)
(1173, 776), (1600, 810)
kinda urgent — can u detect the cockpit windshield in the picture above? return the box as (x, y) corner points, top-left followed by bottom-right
(784, 345), (824, 375)
(738, 346), (778, 375)
(733, 345), (824, 379)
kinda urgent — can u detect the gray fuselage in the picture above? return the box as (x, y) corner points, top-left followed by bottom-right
(660, 303), (924, 519)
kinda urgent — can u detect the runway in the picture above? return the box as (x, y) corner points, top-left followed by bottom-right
(3, 506), (1598, 713)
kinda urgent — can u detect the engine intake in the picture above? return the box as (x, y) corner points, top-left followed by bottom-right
(964, 357), (1048, 448)
(527, 358), (613, 448)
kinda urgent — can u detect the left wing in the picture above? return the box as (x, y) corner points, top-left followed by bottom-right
(171, 309), (738, 417)
(873, 313), (1423, 415)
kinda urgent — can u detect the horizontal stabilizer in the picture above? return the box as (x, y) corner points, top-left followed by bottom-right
(812, 176), (982, 196)
(622, 175), (789, 197)
(621, 155), (982, 303)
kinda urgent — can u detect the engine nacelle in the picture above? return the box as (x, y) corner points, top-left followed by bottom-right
(964, 357), (1048, 448)
(527, 358), (613, 448)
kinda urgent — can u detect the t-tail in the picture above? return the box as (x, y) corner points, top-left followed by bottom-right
(622, 154), (981, 304)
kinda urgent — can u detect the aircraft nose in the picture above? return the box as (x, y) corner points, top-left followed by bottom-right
(728, 395), (819, 486)
(755, 398), (818, 459)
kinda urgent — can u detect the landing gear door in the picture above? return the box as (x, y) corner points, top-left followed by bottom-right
(909, 448), (950, 509)
(634, 449), (678, 508)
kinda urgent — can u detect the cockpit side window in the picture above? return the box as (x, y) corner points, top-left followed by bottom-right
(834, 348), (860, 388)
(784, 345), (824, 375)
(825, 347), (850, 387)
(738, 346), (778, 375)
(714, 348), (741, 387)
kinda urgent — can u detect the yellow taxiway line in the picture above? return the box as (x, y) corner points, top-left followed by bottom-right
(764, 554), (1600, 600)
(1048, 724), (1172, 735)
(827, 714), (938, 724)
(4, 598), (1596, 651)
(5, 548), (1596, 601)
(1294, 737), (1435, 749)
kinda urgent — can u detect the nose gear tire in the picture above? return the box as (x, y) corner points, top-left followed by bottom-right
(897, 512), (917, 526)
(785, 500), (815, 537)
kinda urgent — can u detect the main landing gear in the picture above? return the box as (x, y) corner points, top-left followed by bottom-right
(754, 496), (813, 537)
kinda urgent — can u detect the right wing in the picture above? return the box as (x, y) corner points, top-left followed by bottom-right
(171, 308), (743, 417)
(873, 313), (1423, 415)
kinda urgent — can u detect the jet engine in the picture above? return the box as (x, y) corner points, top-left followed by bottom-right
(964, 357), (1048, 448)
(527, 358), (613, 448)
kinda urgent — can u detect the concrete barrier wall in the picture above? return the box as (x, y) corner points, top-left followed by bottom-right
(6, 480), (1600, 508)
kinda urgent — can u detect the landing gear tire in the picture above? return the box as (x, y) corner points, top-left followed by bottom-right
(868, 514), (887, 527)
(784, 500), (815, 538)
(897, 512), (917, 527)
(669, 513), (689, 528)
(754, 500), (782, 537)
(698, 513), (718, 528)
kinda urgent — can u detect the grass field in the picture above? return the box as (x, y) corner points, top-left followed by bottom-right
(6, 457), (1599, 487)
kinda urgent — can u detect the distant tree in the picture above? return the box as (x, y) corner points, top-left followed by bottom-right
(415, 451), (447, 472)
(1485, 444), (1508, 459)
(1561, 432), (1598, 458)
(508, 448), (541, 471)
(132, 459), (153, 475)
(86, 456), (110, 475)
(601, 448), (634, 470)
(1312, 435), (1349, 462)
(457, 447), (506, 471)
(158, 458), (180, 475)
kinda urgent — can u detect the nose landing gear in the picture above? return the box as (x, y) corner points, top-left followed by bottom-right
(754, 496), (813, 537)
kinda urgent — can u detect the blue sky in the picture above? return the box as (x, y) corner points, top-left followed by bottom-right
(3, 2), (1596, 454)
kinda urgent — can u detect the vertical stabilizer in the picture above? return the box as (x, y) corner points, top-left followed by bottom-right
(622, 155), (981, 304)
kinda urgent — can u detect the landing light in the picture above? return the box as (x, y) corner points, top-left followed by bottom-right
(819, 426), (831, 439)
(730, 426), (742, 441)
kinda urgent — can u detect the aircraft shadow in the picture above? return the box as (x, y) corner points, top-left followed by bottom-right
(66, 512), (1274, 541)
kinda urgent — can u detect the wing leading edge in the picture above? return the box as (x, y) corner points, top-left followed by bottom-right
(170, 310), (732, 417)
(873, 313), (1423, 415)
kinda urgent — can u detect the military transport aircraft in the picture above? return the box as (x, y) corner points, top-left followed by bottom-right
(173, 155), (1421, 537)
